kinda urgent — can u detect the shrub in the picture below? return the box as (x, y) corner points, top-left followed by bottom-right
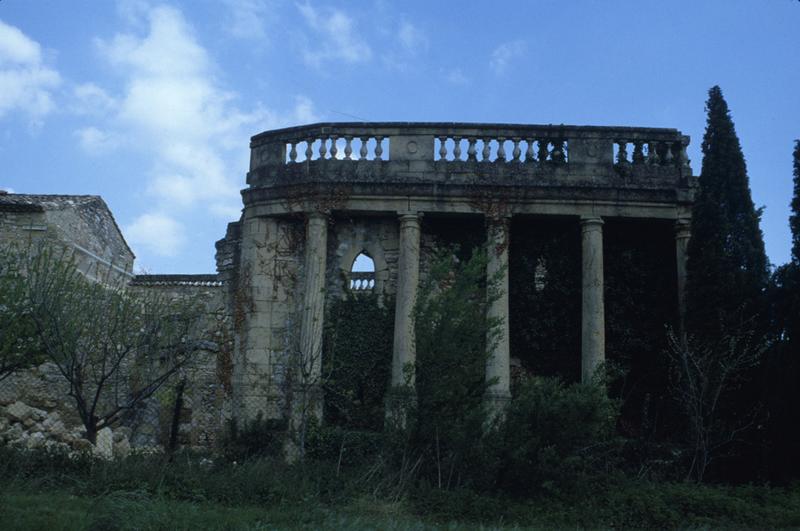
(219, 413), (286, 461)
(489, 376), (621, 496)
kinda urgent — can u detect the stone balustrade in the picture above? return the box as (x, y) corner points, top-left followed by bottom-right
(349, 272), (375, 292)
(249, 122), (689, 175)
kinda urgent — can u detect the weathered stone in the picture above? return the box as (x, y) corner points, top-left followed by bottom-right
(113, 436), (131, 459)
(94, 427), (114, 459)
(5, 401), (46, 422)
(5, 423), (23, 441)
(72, 438), (93, 452)
(581, 217), (605, 383)
(26, 431), (45, 449)
(113, 426), (132, 442)
(48, 420), (67, 439)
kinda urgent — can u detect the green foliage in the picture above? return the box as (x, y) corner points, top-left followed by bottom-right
(306, 425), (389, 467)
(323, 293), (393, 431)
(509, 217), (581, 381)
(5, 447), (800, 529)
(0, 246), (43, 380)
(219, 413), (286, 461)
(762, 140), (800, 482)
(680, 86), (770, 481)
(7, 244), (204, 442)
(791, 139), (800, 265)
(603, 220), (677, 437)
(686, 85), (769, 339)
(486, 376), (620, 496)
(411, 246), (498, 487)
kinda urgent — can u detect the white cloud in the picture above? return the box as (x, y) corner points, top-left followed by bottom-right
(78, 4), (318, 258)
(0, 20), (61, 123)
(71, 83), (117, 115)
(444, 68), (469, 85)
(489, 39), (526, 75)
(74, 126), (118, 154)
(126, 212), (185, 257)
(223, 0), (269, 40)
(297, 2), (372, 66)
(397, 21), (427, 53)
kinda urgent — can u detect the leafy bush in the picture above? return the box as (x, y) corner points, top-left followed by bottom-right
(488, 376), (621, 495)
(410, 246), (497, 488)
(219, 413), (286, 461)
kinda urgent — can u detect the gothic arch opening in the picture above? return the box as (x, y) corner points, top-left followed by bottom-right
(349, 251), (375, 292)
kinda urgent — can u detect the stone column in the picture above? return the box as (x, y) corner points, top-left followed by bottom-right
(391, 213), (421, 387)
(674, 218), (691, 331)
(581, 216), (605, 383)
(386, 212), (421, 424)
(298, 212), (328, 417)
(485, 217), (511, 408)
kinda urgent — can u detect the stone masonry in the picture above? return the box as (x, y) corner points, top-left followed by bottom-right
(218, 122), (698, 427)
(0, 121), (698, 451)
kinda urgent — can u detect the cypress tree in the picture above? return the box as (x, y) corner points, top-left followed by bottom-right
(791, 140), (800, 266)
(763, 140), (800, 482)
(685, 86), (769, 338)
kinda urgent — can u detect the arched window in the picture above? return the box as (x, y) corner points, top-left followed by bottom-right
(350, 252), (375, 292)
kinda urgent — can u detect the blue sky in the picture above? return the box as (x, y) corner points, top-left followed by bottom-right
(1, 0), (798, 274)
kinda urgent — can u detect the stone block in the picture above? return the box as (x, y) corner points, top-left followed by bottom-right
(94, 427), (114, 459)
(5, 401), (46, 422)
(114, 436), (131, 459)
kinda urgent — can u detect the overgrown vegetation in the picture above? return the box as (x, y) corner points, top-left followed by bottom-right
(2, 446), (800, 529)
(1, 244), (204, 443)
(3, 86), (800, 526)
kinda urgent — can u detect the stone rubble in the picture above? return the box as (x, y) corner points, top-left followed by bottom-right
(0, 399), (136, 459)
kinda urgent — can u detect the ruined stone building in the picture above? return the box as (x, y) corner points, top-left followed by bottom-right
(0, 122), (697, 449)
(216, 122), (696, 428)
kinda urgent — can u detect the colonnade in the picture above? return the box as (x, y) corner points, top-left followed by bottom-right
(295, 211), (690, 417)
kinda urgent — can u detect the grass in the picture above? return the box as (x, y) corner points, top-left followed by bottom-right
(0, 490), (509, 530)
(2, 448), (800, 529)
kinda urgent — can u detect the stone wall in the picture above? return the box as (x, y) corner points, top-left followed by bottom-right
(128, 277), (228, 448)
(325, 215), (400, 303)
(0, 194), (134, 284)
(222, 216), (306, 425)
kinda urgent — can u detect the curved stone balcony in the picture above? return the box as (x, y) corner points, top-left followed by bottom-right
(243, 122), (696, 219)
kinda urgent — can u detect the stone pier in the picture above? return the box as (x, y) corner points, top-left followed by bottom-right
(386, 212), (421, 422)
(581, 216), (605, 383)
(674, 218), (691, 331)
(485, 217), (511, 409)
(298, 212), (328, 419)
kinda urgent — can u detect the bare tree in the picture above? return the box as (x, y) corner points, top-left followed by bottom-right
(19, 246), (203, 443)
(666, 327), (765, 482)
(0, 248), (42, 380)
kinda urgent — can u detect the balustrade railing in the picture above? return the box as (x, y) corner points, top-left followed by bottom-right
(249, 122), (690, 175)
(349, 272), (375, 292)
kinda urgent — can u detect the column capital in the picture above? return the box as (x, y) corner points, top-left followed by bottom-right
(674, 218), (691, 239)
(397, 211), (422, 226)
(580, 216), (604, 231)
(306, 211), (328, 224)
(485, 213), (512, 227)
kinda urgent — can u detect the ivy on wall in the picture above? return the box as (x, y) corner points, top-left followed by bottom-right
(322, 293), (394, 431)
(510, 216), (582, 383)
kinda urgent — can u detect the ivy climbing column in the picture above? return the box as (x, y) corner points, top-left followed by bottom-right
(387, 212), (421, 423)
(299, 211), (328, 417)
(485, 216), (511, 408)
(581, 216), (605, 383)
